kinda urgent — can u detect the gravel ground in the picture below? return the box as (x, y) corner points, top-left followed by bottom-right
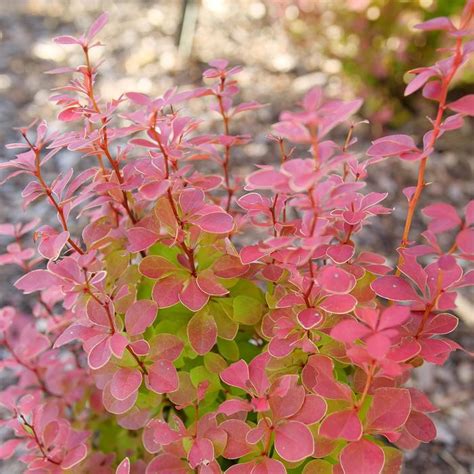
(0, 1), (473, 473)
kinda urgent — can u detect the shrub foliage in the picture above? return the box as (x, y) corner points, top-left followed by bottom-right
(1, 4), (473, 473)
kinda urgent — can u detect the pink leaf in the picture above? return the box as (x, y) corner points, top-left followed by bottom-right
(371, 276), (419, 301)
(367, 388), (411, 432)
(102, 383), (138, 414)
(61, 444), (88, 470)
(218, 399), (252, 416)
(274, 420), (315, 462)
(146, 454), (187, 473)
(320, 409), (363, 441)
(0, 438), (22, 460)
(195, 212), (234, 234)
(187, 309), (217, 355)
(127, 227), (159, 252)
(340, 440), (385, 474)
(86, 298), (111, 327)
(149, 333), (183, 361)
(86, 12), (109, 41)
(252, 458), (286, 474)
(405, 70), (436, 96)
(423, 313), (458, 335)
(405, 412), (436, 442)
(302, 355), (352, 401)
(188, 438), (214, 469)
(319, 266), (356, 294)
(220, 419), (252, 459)
(147, 359), (179, 394)
(14, 270), (59, 293)
(456, 228), (474, 254)
(125, 300), (158, 336)
(152, 277), (182, 308)
(297, 308), (323, 330)
(88, 337), (112, 370)
(139, 256), (177, 279)
(377, 306), (411, 330)
(367, 135), (417, 157)
(319, 294), (357, 314)
(327, 244), (355, 264)
(291, 394), (327, 424)
(110, 368), (142, 401)
(422, 203), (461, 232)
(331, 319), (371, 343)
(365, 333), (391, 359)
(109, 333), (129, 358)
(126, 92), (151, 105)
(220, 360), (250, 391)
(415, 17), (454, 31)
(179, 278), (209, 312)
(196, 270), (228, 296)
(116, 457), (130, 474)
(54, 35), (81, 45)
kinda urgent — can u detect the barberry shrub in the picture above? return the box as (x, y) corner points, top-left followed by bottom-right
(0, 5), (473, 474)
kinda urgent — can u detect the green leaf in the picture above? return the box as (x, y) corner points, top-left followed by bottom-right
(212, 300), (238, 340)
(217, 338), (240, 361)
(302, 459), (333, 474)
(148, 242), (180, 262)
(230, 279), (264, 301)
(233, 295), (263, 325)
(204, 352), (227, 374)
(190, 365), (221, 393)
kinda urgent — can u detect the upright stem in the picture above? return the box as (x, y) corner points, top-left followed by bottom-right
(396, 38), (463, 272)
(82, 47), (138, 225)
(355, 361), (376, 409)
(26, 138), (84, 255)
(216, 77), (233, 212)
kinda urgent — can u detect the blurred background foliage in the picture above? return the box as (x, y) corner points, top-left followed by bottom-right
(270, 0), (472, 132)
(1, 0), (471, 139)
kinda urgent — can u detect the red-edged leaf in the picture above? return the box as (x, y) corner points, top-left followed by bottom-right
(340, 440), (385, 474)
(367, 135), (417, 157)
(291, 394), (327, 424)
(220, 360), (249, 391)
(147, 359), (179, 394)
(14, 270), (59, 293)
(448, 95), (474, 115)
(179, 278), (209, 312)
(188, 438), (214, 469)
(125, 300), (158, 336)
(139, 256), (176, 279)
(110, 368), (142, 401)
(319, 266), (356, 294)
(405, 411), (436, 442)
(331, 319), (371, 343)
(220, 419), (252, 459)
(61, 444), (88, 470)
(116, 457), (130, 474)
(367, 388), (411, 432)
(187, 309), (217, 355)
(0, 439), (22, 460)
(320, 409), (362, 441)
(320, 294), (357, 314)
(195, 212), (234, 234)
(274, 420), (314, 462)
(422, 313), (458, 335)
(371, 276), (419, 301)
